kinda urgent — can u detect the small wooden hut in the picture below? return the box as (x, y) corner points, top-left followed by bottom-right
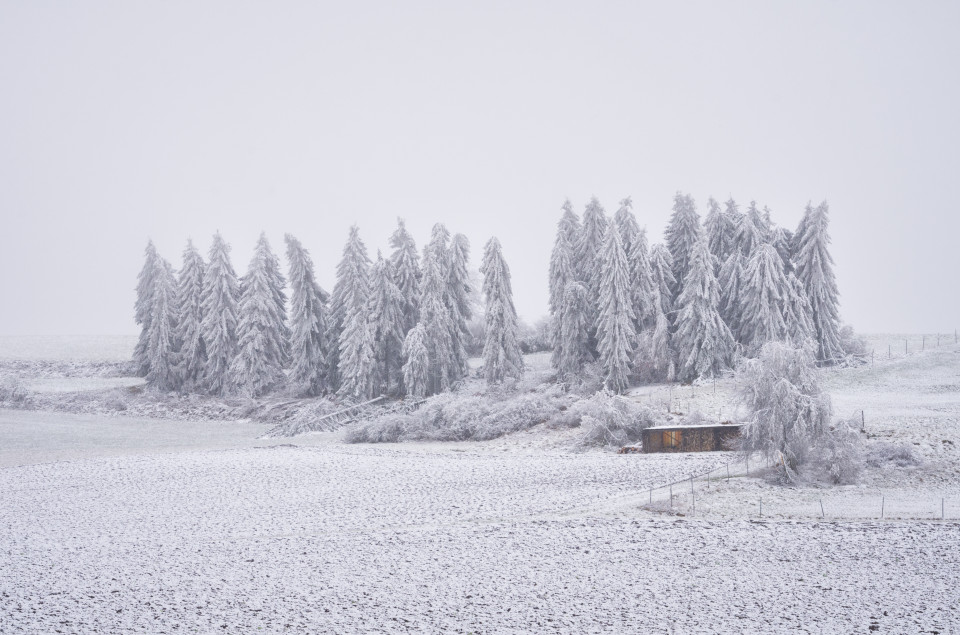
(640, 423), (742, 453)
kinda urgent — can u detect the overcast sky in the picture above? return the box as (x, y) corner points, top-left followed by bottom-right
(1, 1), (958, 336)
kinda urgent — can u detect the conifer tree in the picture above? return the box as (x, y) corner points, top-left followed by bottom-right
(389, 219), (421, 336)
(704, 197), (735, 269)
(368, 252), (405, 396)
(739, 243), (789, 356)
(481, 237), (523, 385)
(783, 272), (815, 346)
(549, 201), (580, 369)
(735, 201), (767, 257)
(333, 226), (375, 399)
(173, 240), (206, 391)
(613, 197), (640, 256)
(771, 226), (795, 275)
(628, 228), (657, 333)
(200, 233), (240, 395)
(556, 281), (591, 381)
(649, 244), (676, 319)
(230, 233), (288, 397)
(717, 251), (746, 342)
(402, 324), (430, 399)
(576, 197), (607, 351)
(418, 246), (455, 394)
(145, 259), (179, 391)
(447, 233), (473, 382)
(285, 234), (331, 396)
(673, 233), (735, 381)
(133, 241), (162, 377)
(795, 201), (844, 363)
(791, 203), (814, 262)
(595, 224), (636, 393)
(664, 192), (701, 302)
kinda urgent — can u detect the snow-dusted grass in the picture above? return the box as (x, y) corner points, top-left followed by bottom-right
(0, 335), (137, 362)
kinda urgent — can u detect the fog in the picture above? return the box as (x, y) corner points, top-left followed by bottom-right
(1, 1), (958, 336)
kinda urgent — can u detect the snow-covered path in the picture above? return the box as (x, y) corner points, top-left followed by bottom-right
(2, 442), (958, 633)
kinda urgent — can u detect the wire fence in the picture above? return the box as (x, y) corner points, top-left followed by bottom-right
(639, 454), (958, 521)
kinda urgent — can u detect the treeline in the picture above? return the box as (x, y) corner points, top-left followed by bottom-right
(134, 222), (523, 399)
(549, 194), (844, 391)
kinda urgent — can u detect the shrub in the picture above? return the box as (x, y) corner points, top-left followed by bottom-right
(865, 442), (920, 468)
(809, 417), (864, 484)
(0, 374), (28, 406)
(839, 325), (868, 361)
(574, 390), (663, 449)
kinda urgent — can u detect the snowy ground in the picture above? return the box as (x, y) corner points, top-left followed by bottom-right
(1, 335), (959, 632)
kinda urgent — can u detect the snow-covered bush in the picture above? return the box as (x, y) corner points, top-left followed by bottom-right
(736, 342), (833, 483)
(345, 386), (574, 443)
(838, 325), (868, 360)
(809, 417), (864, 484)
(0, 375), (28, 405)
(573, 391), (662, 449)
(865, 442), (920, 469)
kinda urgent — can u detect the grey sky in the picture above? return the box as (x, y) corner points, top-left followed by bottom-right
(1, 1), (958, 336)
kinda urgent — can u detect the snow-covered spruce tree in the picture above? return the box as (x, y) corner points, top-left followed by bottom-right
(648, 244), (676, 319)
(285, 234), (331, 396)
(173, 240), (206, 391)
(334, 227), (375, 400)
(664, 192), (701, 302)
(595, 223), (636, 393)
(556, 281), (592, 382)
(704, 197), (735, 268)
(133, 240), (163, 377)
(200, 233), (240, 395)
(613, 197), (640, 256)
(576, 197), (607, 352)
(783, 272), (815, 347)
(717, 250), (746, 342)
(735, 201), (768, 258)
(368, 252), (405, 396)
(481, 237), (523, 385)
(417, 245), (455, 395)
(795, 201), (844, 364)
(673, 233), (736, 382)
(737, 342), (832, 482)
(401, 324), (430, 399)
(791, 203), (814, 263)
(628, 228), (657, 333)
(644, 289), (675, 381)
(229, 233), (288, 398)
(549, 201), (580, 370)
(447, 233), (473, 382)
(771, 225), (795, 275)
(739, 243), (789, 356)
(389, 218), (421, 336)
(144, 259), (179, 392)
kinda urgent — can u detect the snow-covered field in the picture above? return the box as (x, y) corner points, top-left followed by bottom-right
(1, 336), (959, 632)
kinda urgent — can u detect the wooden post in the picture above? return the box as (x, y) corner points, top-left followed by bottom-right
(888, 344), (891, 359)
(669, 485), (673, 507)
(937, 334), (941, 347)
(861, 410), (865, 432)
(943, 498), (946, 520)
(746, 458), (750, 476)
(726, 464), (730, 481)
(820, 499), (825, 519)
(881, 496), (884, 519)
(923, 335), (925, 350)
(690, 475), (694, 495)
(649, 489), (652, 505)
(905, 339), (908, 354)
(759, 499), (762, 518)
(872, 351), (875, 365)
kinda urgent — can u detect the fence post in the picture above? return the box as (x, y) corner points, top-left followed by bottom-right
(881, 496), (884, 519)
(759, 499), (762, 518)
(669, 485), (673, 508)
(937, 334), (941, 347)
(923, 335), (925, 350)
(820, 499), (825, 519)
(905, 339), (908, 354)
(746, 458), (750, 476)
(726, 464), (730, 481)
(888, 344), (891, 359)
(943, 498), (945, 520)
(872, 350), (875, 365)
(861, 410), (865, 432)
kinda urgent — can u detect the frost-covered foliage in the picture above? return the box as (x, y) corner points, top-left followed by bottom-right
(838, 325), (868, 359)
(401, 324), (430, 399)
(576, 197), (607, 349)
(200, 233), (240, 396)
(648, 244), (676, 319)
(345, 387), (573, 443)
(0, 374), (29, 405)
(173, 241), (206, 392)
(368, 253), (405, 396)
(865, 442), (920, 469)
(144, 259), (179, 392)
(628, 228), (657, 333)
(704, 197), (736, 268)
(664, 192), (701, 302)
(556, 281), (592, 382)
(809, 417), (864, 484)
(717, 251), (746, 341)
(595, 223), (636, 393)
(735, 201), (768, 258)
(335, 227), (375, 401)
(447, 233), (473, 382)
(388, 219), (421, 337)
(481, 237), (523, 385)
(634, 290), (674, 382)
(673, 233), (735, 381)
(133, 241), (163, 377)
(572, 390), (662, 448)
(737, 342), (833, 482)
(549, 201), (580, 369)
(417, 238), (455, 395)
(739, 243), (789, 356)
(795, 201), (844, 364)
(285, 234), (331, 397)
(230, 234), (288, 398)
